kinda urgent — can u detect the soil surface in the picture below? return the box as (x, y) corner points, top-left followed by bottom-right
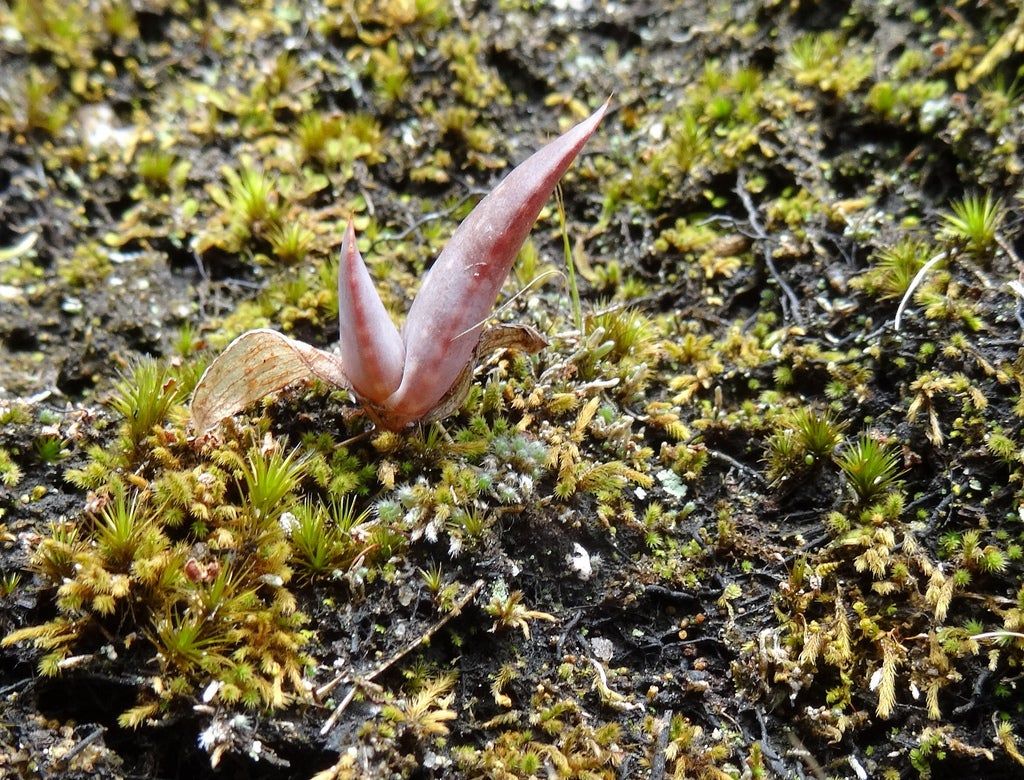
(3, 1), (1024, 779)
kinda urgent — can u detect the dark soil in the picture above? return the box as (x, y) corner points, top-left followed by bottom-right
(3, 1), (1024, 778)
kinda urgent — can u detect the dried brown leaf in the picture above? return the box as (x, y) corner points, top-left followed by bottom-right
(190, 329), (348, 433)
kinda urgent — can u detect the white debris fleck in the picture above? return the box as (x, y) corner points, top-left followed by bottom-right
(202, 680), (221, 703)
(77, 103), (135, 150)
(590, 636), (614, 663)
(848, 755), (868, 780)
(198, 719), (227, 752)
(570, 543), (593, 580)
(279, 511), (298, 534)
(656, 469), (688, 499)
(423, 750), (452, 769)
(61, 297), (84, 314)
(0, 232), (38, 262)
(2, 24), (22, 43)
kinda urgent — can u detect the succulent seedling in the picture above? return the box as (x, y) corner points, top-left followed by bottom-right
(191, 100), (609, 433)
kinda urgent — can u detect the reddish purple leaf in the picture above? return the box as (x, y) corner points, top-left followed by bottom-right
(385, 99), (609, 422)
(337, 221), (404, 404)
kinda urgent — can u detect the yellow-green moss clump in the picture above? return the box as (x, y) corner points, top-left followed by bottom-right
(5, 0), (1024, 777)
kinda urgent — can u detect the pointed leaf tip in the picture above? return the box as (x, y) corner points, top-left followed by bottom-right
(337, 221), (405, 404)
(389, 100), (609, 421)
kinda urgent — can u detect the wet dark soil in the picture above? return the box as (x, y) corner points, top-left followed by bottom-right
(4, 1), (1024, 778)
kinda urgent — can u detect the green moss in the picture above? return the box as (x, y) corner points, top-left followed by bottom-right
(852, 238), (935, 301)
(0, 448), (22, 487)
(0, 67), (71, 135)
(786, 31), (874, 97)
(6, 411), (316, 720)
(4, 0), (1024, 773)
(57, 243), (113, 287)
(940, 192), (1005, 258)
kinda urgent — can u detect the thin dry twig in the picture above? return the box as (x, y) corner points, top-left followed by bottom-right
(57, 726), (106, 767)
(736, 171), (804, 326)
(996, 233), (1024, 331)
(786, 729), (827, 780)
(708, 448), (766, 485)
(370, 188), (488, 249)
(893, 250), (948, 331)
(319, 578), (485, 736)
(649, 709), (673, 780)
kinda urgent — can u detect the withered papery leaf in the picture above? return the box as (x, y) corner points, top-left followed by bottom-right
(386, 99), (610, 423)
(475, 322), (550, 357)
(190, 329), (348, 433)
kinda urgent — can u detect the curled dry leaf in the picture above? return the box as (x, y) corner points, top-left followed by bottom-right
(190, 329), (347, 433)
(190, 99), (608, 433)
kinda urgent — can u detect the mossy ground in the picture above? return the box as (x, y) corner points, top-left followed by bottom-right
(3, 1), (1024, 778)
